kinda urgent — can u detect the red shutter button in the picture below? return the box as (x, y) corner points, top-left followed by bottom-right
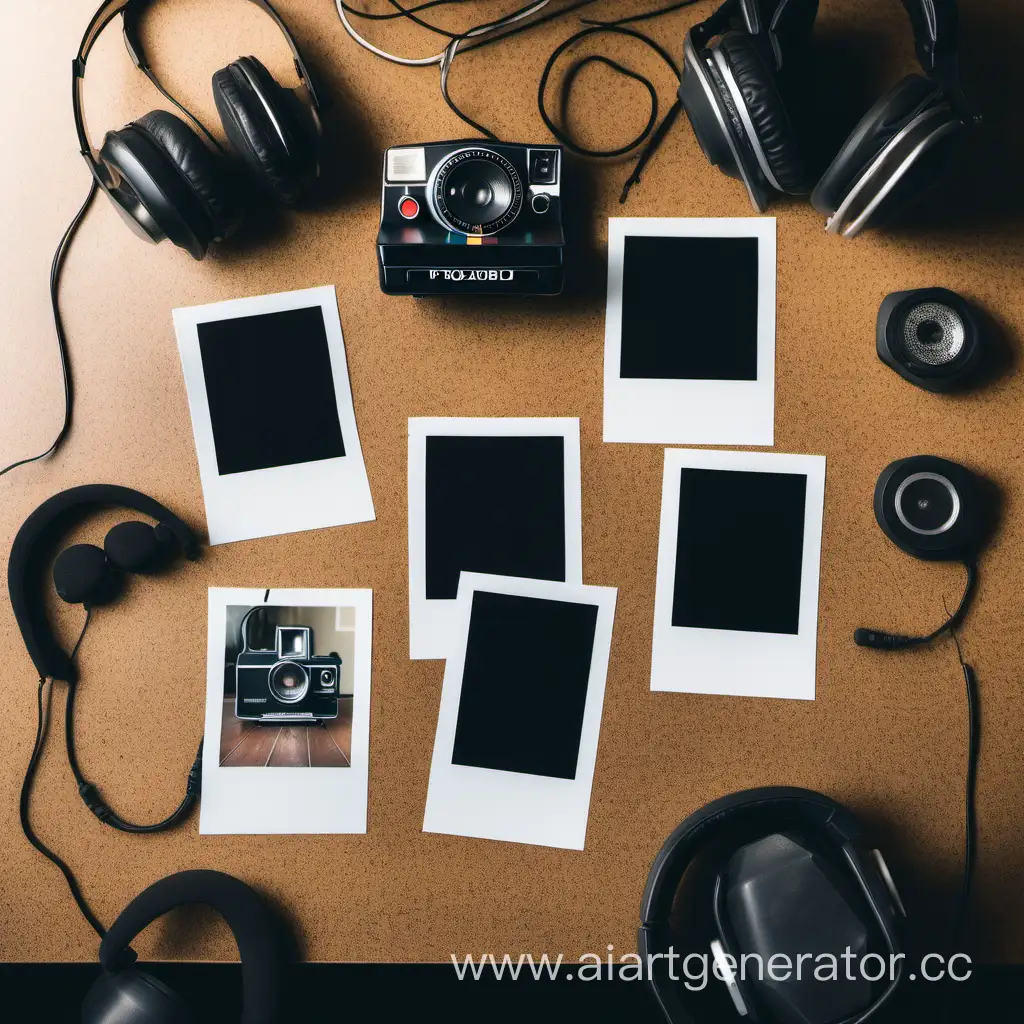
(399, 196), (420, 219)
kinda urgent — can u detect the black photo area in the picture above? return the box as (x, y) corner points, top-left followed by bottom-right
(424, 435), (566, 600)
(672, 468), (807, 635)
(619, 235), (759, 381)
(452, 591), (599, 779)
(198, 306), (346, 476)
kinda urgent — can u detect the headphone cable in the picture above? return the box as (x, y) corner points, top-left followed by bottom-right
(336, 1), (698, 200)
(19, 611), (106, 938)
(855, 560), (978, 651)
(0, 178), (98, 480)
(947, 621), (979, 950)
(65, 678), (203, 834)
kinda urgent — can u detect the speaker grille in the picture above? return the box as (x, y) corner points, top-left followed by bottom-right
(902, 301), (965, 365)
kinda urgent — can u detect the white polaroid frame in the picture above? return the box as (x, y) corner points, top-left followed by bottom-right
(603, 218), (777, 446)
(200, 587), (373, 834)
(422, 572), (617, 850)
(173, 285), (375, 545)
(651, 449), (826, 701)
(407, 418), (583, 660)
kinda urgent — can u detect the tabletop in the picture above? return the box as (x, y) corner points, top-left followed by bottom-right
(1, 0), (1022, 964)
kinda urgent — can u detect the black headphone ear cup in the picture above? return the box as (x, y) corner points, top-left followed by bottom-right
(52, 544), (121, 607)
(716, 32), (811, 194)
(134, 110), (242, 240)
(81, 966), (192, 1024)
(104, 521), (177, 574)
(212, 56), (318, 205)
(98, 112), (238, 261)
(810, 74), (945, 217)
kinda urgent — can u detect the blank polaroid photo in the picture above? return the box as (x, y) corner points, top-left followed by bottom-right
(200, 588), (373, 834)
(423, 573), (616, 850)
(603, 218), (776, 446)
(173, 286), (375, 544)
(408, 418), (583, 659)
(651, 449), (826, 701)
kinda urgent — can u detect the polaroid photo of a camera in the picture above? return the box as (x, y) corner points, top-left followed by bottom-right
(235, 609), (341, 723)
(377, 141), (565, 296)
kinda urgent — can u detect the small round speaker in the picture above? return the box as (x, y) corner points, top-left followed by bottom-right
(877, 288), (984, 392)
(874, 456), (990, 561)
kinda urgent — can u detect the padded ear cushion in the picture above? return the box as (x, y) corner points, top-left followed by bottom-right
(134, 110), (241, 240)
(811, 74), (942, 216)
(212, 57), (317, 205)
(717, 32), (810, 194)
(104, 521), (175, 574)
(52, 544), (121, 607)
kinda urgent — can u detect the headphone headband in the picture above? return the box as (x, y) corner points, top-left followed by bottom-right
(8, 484), (199, 683)
(901, 0), (959, 74)
(639, 786), (857, 927)
(99, 870), (283, 1024)
(72, 0), (321, 166)
(697, 0), (959, 77)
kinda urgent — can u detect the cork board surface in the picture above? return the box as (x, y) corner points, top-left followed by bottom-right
(1, 0), (1023, 965)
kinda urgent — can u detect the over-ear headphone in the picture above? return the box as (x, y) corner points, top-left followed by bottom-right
(854, 455), (993, 650)
(9, 484), (200, 684)
(10, 484), (202, 841)
(640, 787), (906, 1024)
(81, 870), (285, 1024)
(73, 0), (324, 260)
(679, 0), (977, 237)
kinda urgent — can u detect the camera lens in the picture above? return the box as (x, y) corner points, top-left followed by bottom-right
(432, 148), (523, 234)
(269, 661), (309, 704)
(895, 472), (961, 535)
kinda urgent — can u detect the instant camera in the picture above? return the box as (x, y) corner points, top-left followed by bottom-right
(377, 141), (566, 296)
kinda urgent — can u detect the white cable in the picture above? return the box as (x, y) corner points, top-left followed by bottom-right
(335, 0), (551, 67)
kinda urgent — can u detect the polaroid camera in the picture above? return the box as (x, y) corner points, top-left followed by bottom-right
(234, 609), (341, 723)
(376, 141), (566, 296)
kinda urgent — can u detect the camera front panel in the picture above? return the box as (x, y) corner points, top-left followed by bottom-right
(377, 142), (565, 295)
(235, 650), (341, 721)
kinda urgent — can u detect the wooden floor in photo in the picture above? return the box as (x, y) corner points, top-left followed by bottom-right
(219, 697), (353, 767)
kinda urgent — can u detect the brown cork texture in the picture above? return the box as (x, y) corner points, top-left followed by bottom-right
(1, 0), (1023, 964)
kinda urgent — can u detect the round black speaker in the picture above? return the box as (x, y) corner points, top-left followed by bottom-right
(874, 456), (990, 561)
(877, 288), (984, 392)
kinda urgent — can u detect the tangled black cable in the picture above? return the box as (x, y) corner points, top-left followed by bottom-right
(0, 179), (98, 480)
(337, 1), (702, 200)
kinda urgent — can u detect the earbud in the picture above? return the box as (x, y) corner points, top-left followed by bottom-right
(104, 521), (177, 574)
(854, 629), (917, 650)
(52, 544), (122, 607)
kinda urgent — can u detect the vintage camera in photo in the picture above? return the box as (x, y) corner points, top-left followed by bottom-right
(235, 610), (341, 722)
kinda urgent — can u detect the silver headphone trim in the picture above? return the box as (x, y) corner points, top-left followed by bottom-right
(826, 105), (960, 238)
(870, 849), (907, 918)
(236, 58), (289, 153)
(894, 471), (961, 536)
(710, 44), (784, 194)
(710, 939), (750, 1016)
